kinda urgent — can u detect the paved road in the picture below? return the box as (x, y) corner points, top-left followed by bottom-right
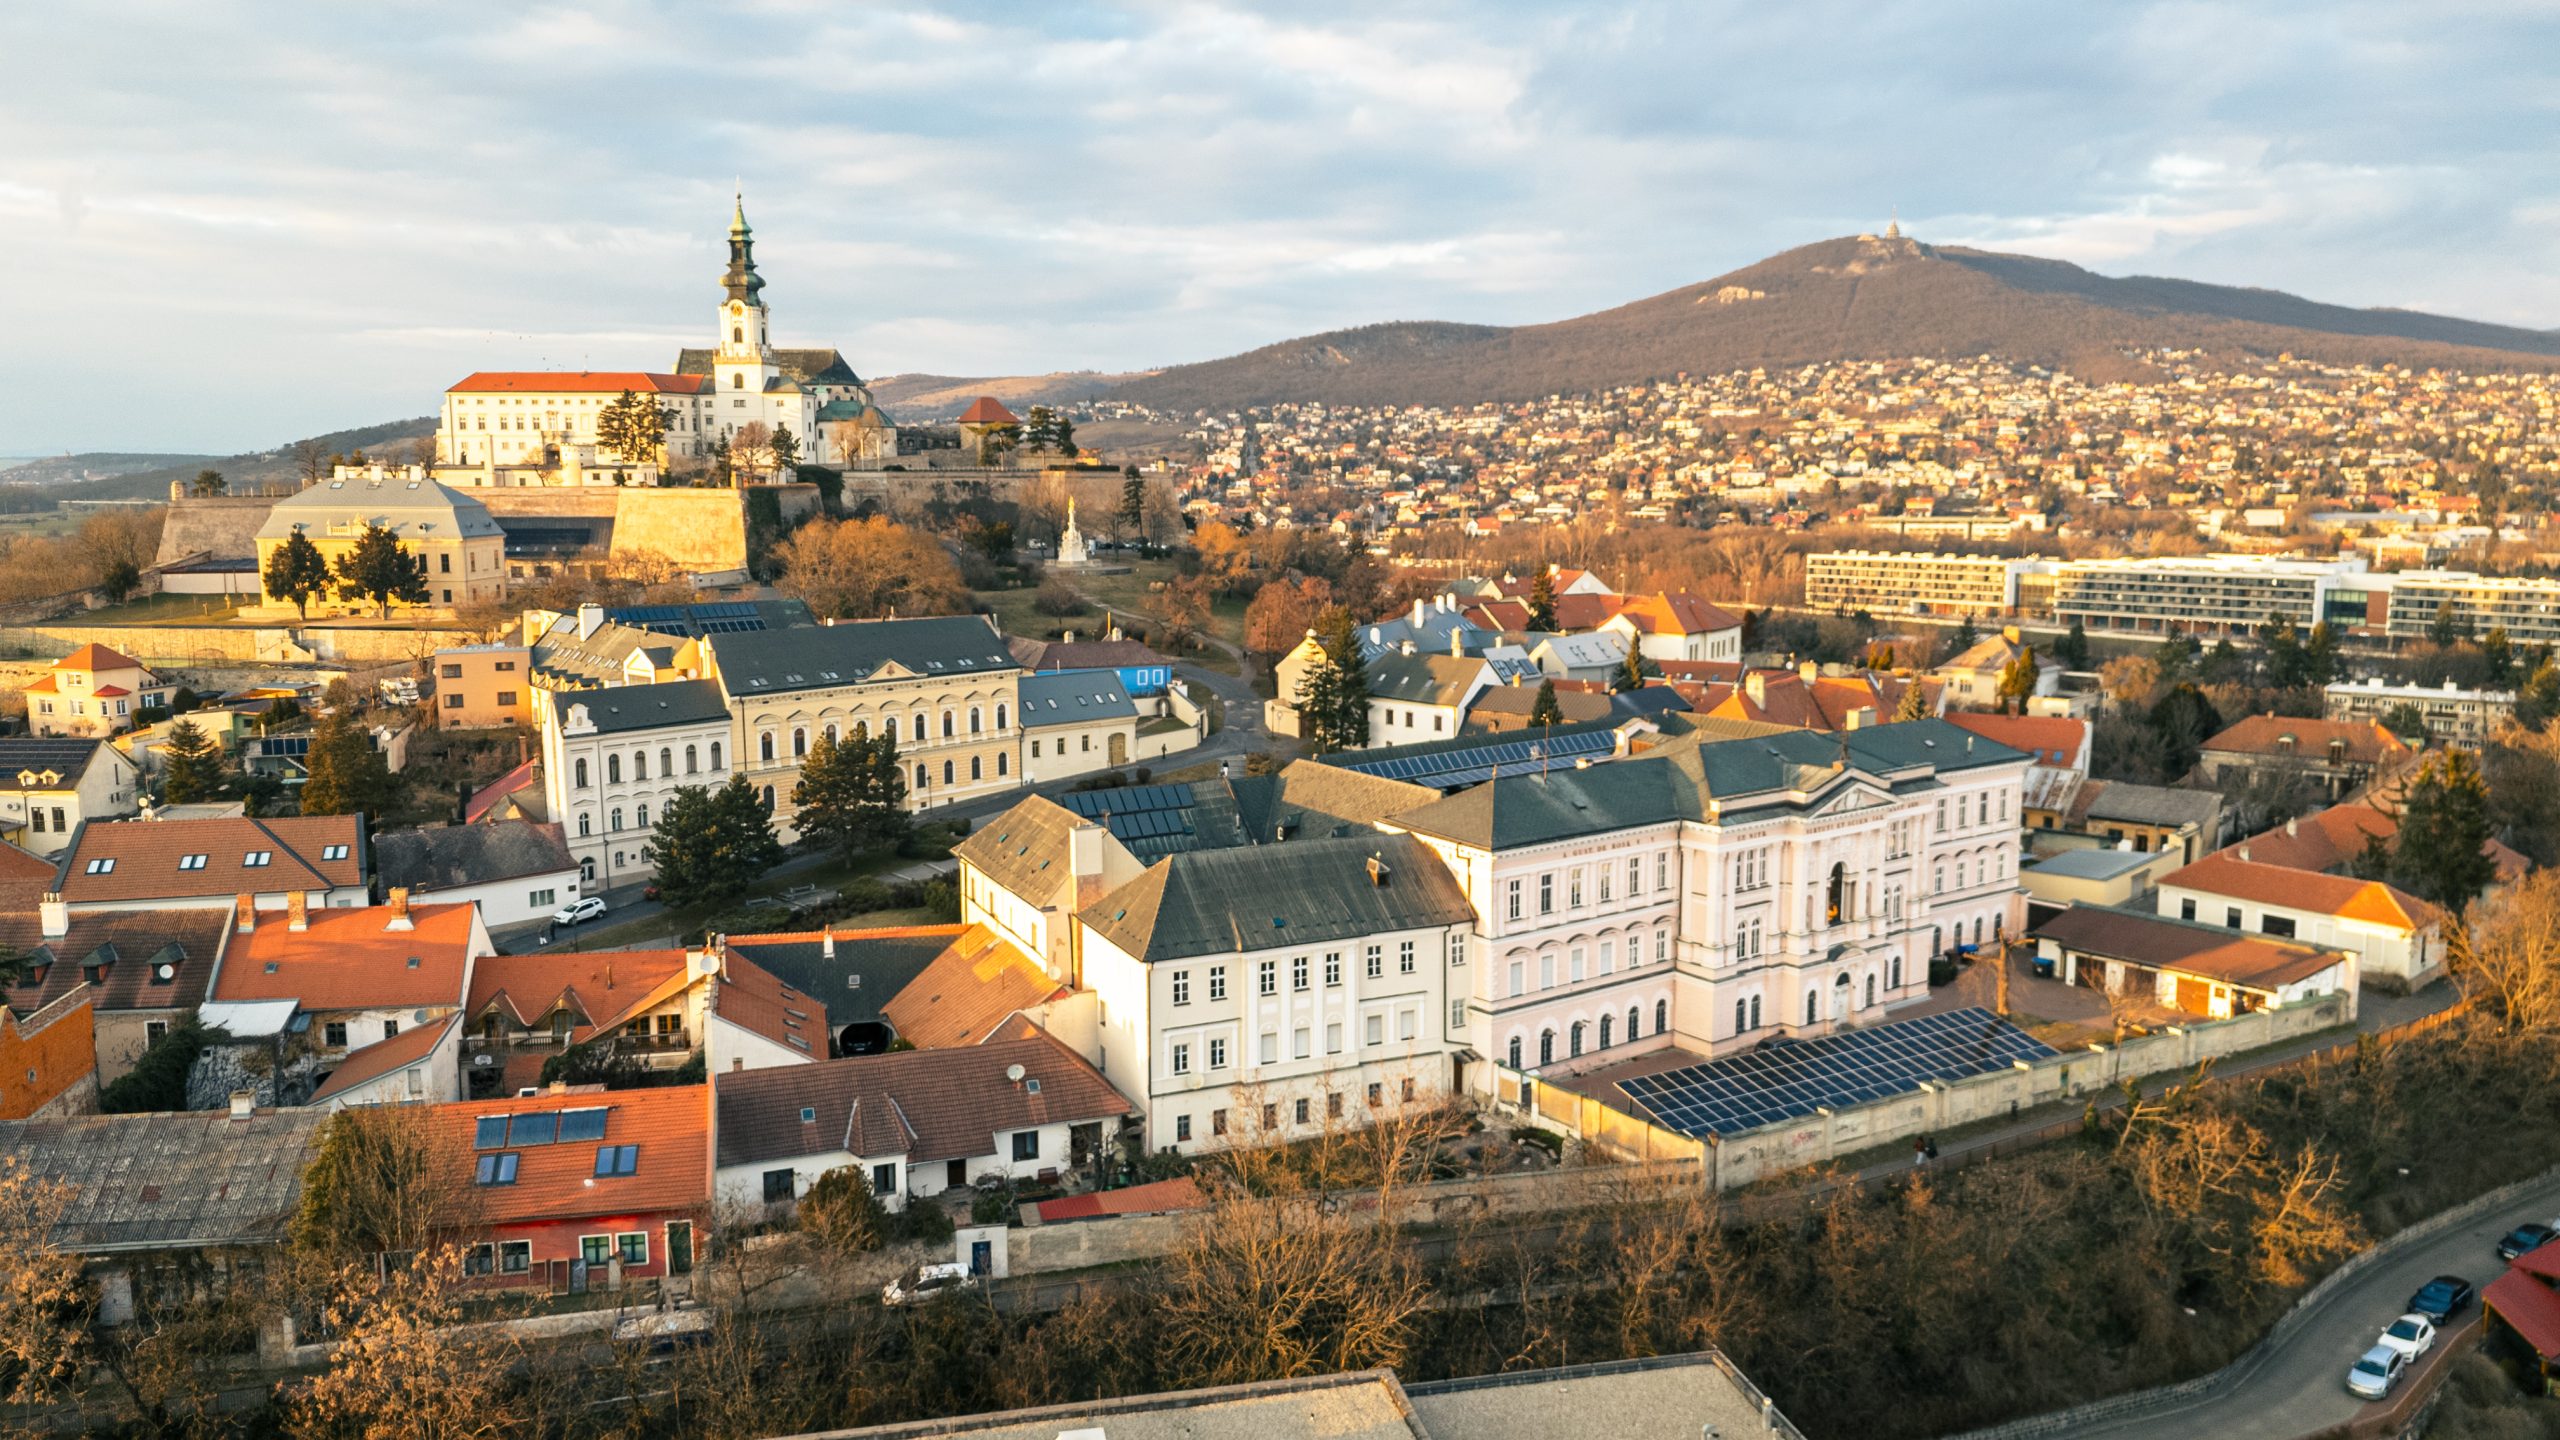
(2067, 1172), (2560, 1440)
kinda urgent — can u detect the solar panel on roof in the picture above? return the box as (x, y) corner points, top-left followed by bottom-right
(1613, 1007), (2055, 1138)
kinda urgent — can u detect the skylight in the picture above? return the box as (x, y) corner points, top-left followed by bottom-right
(243, 851), (272, 867)
(178, 854), (208, 870)
(84, 858), (113, 875)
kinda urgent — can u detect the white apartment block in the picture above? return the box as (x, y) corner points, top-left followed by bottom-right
(539, 680), (736, 889)
(2384, 571), (2560, 646)
(1804, 550), (2024, 618)
(2050, 554), (2370, 635)
(2323, 677), (2517, 746)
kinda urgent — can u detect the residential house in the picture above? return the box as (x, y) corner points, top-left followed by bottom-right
(712, 1030), (1133, 1215)
(25, 645), (174, 739)
(2485, 1243), (2560, 1394)
(3, 1103), (327, 1323)
(1363, 648), (1493, 748)
(465, 947), (711, 1097)
(441, 1085), (709, 1289)
(2019, 847), (2186, 922)
(1018, 670), (1139, 782)
(463, 758), (545, 825)
(2033, 905), (2355, 1019)
(2226, 802), (2529, 895)
(1079, 833), (1478, 1154)
(431, 643), (534, 728)
(371, 821), (582, 930)
(211, 893), (491, 1088)
(2061, 780), (2227, 862)
(0, 899), (232, 1085)
(1673, 664), (1931, 732)
(539, 678), (733, 890)
(725, 923), (967, 1057)
(0, 739), (142, 857)
(955, 798), (1145, 984)
(1007, 633), (1179, 698)
(1597, 593), (1745, 664)
(1528, 631), (1631, 685)
(703, 616), (1025, 823)
(2155, 851), (2443, 990)
(877, 925), (1077, 1050)
(2195, 715), (2412, 803)
(1946, 713), (2090, 827)
(254, 474), (505, 615)
(1931, 628), (2063, 710)
(1465, 681), (1620, 733)
(524, 604), (705, 689)
(310, 1012), (465, 1108)
(52, 813), (371, 912)
(705, 945), (831, 1072)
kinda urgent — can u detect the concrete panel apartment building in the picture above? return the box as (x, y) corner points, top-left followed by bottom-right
(2324, 677), (2517, 746)
(2050, 554), (2376, 636)
(2384, 571), (2560, 646)
(1803, 551), (2025, 618)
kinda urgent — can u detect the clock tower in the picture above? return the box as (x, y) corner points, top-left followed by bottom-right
(714, 193), (779, 402)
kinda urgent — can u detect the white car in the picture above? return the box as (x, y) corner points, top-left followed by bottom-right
(2346, 1344), (2406, 1401)
(551, 896), (607, 926)
(883, 1261), (974, 1307)
(2376, 1313), (2436, 1362)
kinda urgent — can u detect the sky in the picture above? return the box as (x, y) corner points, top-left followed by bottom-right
(5, 1), (2558, 455)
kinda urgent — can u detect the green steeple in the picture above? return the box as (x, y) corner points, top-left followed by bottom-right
(722, 191), (765, 304)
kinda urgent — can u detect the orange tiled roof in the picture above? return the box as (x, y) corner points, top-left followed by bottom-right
(958, 396), (1020, 425)
(2159, 851), (2441, 931)
(2230, 802), (2530, 885)
(311, 1012), (459, 1102)
(216, 902), (480, 1011)
(1611, 592), (1742, 637)
(448, 371), (708, 396)
(468, 949), (693, 1035)
(880, 925), (1066, 1049)
(1945, 713), (2089, 768)
(2200, 715), (2409, 766)
(56, 815), (366, 903)
(434, 1084), (710, 1226)
(55, 643), (143, 673)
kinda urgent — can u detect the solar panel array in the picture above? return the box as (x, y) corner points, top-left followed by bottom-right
(606, 602), (775, 638)
(1057, 784), (1202, 860)
(1616, 1007), (2056, 1138)
(1343, 729), (1619, 791)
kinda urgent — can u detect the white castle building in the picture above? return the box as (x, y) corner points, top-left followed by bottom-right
(434, 197), (897, 484)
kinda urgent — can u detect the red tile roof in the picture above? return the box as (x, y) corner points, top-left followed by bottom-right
(2158, 851), (2440, 931)
(1610, 592), (1742, 637)
(468, 949), (693, 1036)
(434, 1085), (711, 1226)
(713, 1029), (1132, 1168)
(2487, 1268), (2560, 1359)
(1945, 713), (2089, 768)
(2230, 802), (2530, 885)
(711, 951), (828, 1060)
(464, 759), (542, 826)
(0, 907), (232, 1017)
(55, 815), (366, 903)
(880, 925), (1067, 1049)
(1032, 1176), (1207, 1223)
(447, 371), (709, 395)
(311, 1012), (459, 1102)
(55, 643), (143, 673)
(958, 397), (1020, 425)
(216, 902), (481, 1011)
(2201, 715), (2409, 766)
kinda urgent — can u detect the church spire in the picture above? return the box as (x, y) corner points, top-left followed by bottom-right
(722, 191), (766, 305)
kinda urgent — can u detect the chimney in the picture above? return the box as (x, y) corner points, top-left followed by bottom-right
(1366, 855), (1391, 887)
(2239, 845), (2252, 862)
(1412, 597), (1427, 627)
(385, 887), (414, 931)
(228, 1090), (256, 1121)
(1847, 706), (1876, 731)
(1451, 629), (1464, 658)
(1400, 638), (1416, 657)
(39, 892), (68, 941)
(1069, 820), (1109, 908)
(1799, 661), (1819, 686)
(1744, 672), (1768, 707)
(2002, 625), (2023, 646)
(2285, 817), (2298, 837)
(821, 925), (836, 961)
(235, 893), (256, 933)
(287, 890), (309, 932)
(548, 1079), (567, 1096)
(577, 602), (603, 640)
(1064, 629), (1076, 644)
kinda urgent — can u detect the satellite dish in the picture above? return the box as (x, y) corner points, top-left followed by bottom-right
(154, 964), (176, 982)
(413, 1009), (432, 1024)
(1005, 1064), (1027, 1083)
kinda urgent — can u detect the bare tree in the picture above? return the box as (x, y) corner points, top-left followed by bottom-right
(294, 439), (332, 486)
(287, 1246), (529, 1440)
(0, 1157), (89, 1421)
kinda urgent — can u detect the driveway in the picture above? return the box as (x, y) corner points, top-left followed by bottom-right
(2061, 1172), (2560, 1440)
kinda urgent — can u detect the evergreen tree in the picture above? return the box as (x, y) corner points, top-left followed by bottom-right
(1951, 613), (1979, 650)
(2427, 600), (2461, 648)
(299, 709), (397, 818)
(646, 776), (783, 910)
(159, 719), (223, 803)
(2392, 749), (2497, 912)
(1054, 413), (1078, 458)
(264, 530), (333, 619)
(191, 469), (227, 498)
(1994, 644), (2041, 713)
(1120, 471), (1147, 537)
(2055, 618), (2091, 669)
(2145, 683), (2221, 778)
(770, 424), (801, 470)
(332, 524), (429, 618)
(2304, 621), (2340, 686)
(2377, 703), (2430, 744)
(2517, 657), (2560, 731)
(791, 730), (911, 862)
(1020, 406), (1062, 454)
(1615, 645), (1650, 694)
(1893, 678), (1933, 722)
(1528, 679), (1565, 728)
(2481, 626), (2515, 686)
(1298, 606), (1372, 755)
(595, 388), (668, 464)
(1526, 568), (1558, 632)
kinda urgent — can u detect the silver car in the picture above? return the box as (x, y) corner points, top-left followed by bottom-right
(2346, 1344), (2406, 1401)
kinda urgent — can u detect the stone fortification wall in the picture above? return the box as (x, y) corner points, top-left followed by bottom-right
(0, 622), (479, 667)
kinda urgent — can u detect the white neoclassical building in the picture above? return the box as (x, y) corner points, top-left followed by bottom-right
(538, 679), (736, 889)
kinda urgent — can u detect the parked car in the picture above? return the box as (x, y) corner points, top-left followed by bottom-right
(2497, 1222), (2556, 1261)
(2375, 1313), (2436, 1362)
(882, 1261), (974, 1307)
(2407, 1276), (2476, 1323)
(2346, 1344), (2407, 1401)
(551, 896), (608, 927)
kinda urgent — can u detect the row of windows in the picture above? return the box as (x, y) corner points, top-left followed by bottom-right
(573, 742), (724, 789)
(758, 707), (1009, 761)
(1502, 927), (1668, 997)
(1167, 1081), (1417, 1143)
(1504, 853), (1672, 921)
(1508, 999), (1671, 1067)
(1934, 790), (2010, 833)
(1172, 935), (1464, 1007)
(1168, 1005), (1424, 1074)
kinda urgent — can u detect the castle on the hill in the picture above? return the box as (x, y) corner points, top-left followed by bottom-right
(433, 196), (899, 486)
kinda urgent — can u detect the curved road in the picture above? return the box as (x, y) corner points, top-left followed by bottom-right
(2070, 1172), (2560, 1439)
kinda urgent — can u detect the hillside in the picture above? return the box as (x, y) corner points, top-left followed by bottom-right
(1106, 234), (2560, 412)
(869, 370), (1152, 421)
(0, 451), (227, 487)
(7, 417), (436, 508)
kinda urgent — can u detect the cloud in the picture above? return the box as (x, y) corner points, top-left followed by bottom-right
(0, 1), (2556, 453)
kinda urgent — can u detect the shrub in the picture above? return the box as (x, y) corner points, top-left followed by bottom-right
(893, 1198), (955, 1247)
(100, 1020), (216, 1113)
(800, 1166), (888, 1253)
(970, 1184), (1017, 1226)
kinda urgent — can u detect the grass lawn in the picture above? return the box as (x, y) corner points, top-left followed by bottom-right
(0, 510), (85, 539)
(76, 592), (243, 625)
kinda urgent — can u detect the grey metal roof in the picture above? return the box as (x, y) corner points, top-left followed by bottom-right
(672, 346), (864, 386)
(708, 617), (1016, 698)
(1363, 653), (1487, 707)
(254, 476), (504, 542)
(1, 1107), (327, 1253)
(954, 795), (1096, 895)
(372, 821), (577, 891)
(1081, 833), (1473, 964)
(1018, 671), (1138, 724)
(2027, 847), (2157, 881)
(2081, 781), (2224, 829)
(549, 678), (729, 734)
(724, 928), (959, 1028)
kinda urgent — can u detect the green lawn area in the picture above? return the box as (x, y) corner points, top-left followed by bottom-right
(0, 510), (84, 538)
(76, 592), (243, 625)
